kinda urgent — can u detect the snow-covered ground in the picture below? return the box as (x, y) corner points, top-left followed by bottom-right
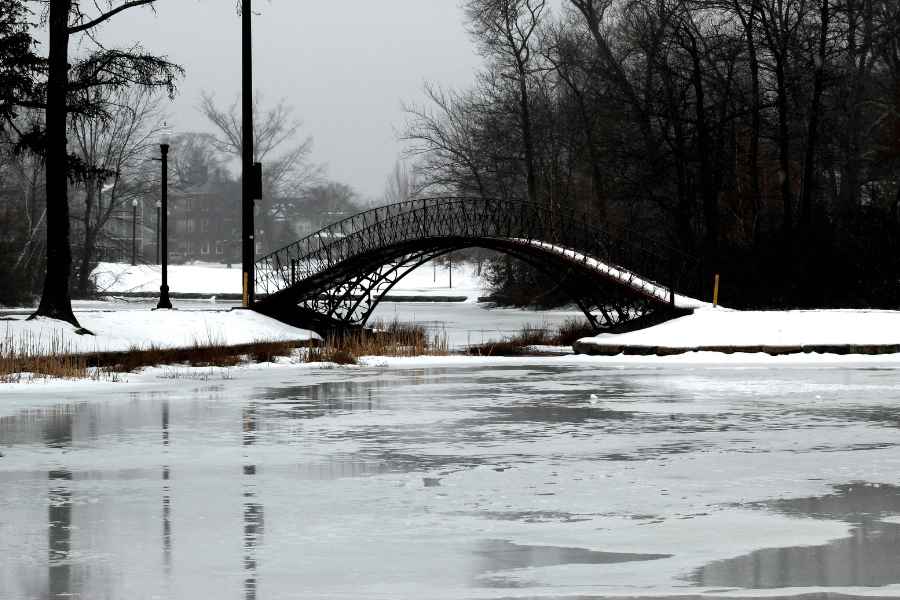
(91, 260), (483, 299)
(577, 306), (900, 350)
(2, 310), (316, 354)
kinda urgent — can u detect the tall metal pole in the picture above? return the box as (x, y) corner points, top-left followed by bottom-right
(156, 203), (161, 265)
(131, 201), (137, 266)
(157, 142), (172, 309)
(242, 0), (254, 307)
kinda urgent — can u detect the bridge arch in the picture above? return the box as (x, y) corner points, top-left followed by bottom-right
(252, 197), (700, 333)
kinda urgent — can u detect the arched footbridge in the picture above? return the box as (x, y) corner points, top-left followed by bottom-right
(251, 197), (701, 333)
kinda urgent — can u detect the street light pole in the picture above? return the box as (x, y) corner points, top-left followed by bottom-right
(242, 0), (255, 307)
(131, 199), (138, 266)
(156, 200), (161, 265)
(157, 127), (173, 309)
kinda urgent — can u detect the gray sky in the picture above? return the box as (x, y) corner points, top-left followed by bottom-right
(93, 1), (481, 199)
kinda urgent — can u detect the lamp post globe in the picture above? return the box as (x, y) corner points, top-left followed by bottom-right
(157, 127), (173, 309)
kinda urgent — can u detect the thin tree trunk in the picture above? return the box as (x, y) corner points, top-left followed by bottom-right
(739, 0), (762, 241)
(517, 69), (538, 203)
(775, 59), (793, 241)
(800, 0), (830, 231)
(688, 32), (718, 260)
(31, 0), (80, 327)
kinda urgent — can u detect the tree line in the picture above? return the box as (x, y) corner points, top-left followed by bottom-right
(402, 0), (900, 309)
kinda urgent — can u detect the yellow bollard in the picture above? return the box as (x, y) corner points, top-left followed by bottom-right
(243, 272), (248, 308)
(713, 274), (719, 308)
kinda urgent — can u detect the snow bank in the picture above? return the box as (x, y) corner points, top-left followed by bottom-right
(576, 306), (900, 352)
(1, 309), (316, 355)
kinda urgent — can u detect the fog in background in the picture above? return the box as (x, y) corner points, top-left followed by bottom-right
(81, 0), (481, 199)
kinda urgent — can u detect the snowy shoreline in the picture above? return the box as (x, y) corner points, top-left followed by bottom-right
(575, 306), (900, 356)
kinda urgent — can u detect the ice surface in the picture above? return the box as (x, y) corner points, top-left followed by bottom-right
(3, 359), (900, 598)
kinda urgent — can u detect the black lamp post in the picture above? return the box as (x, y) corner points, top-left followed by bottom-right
(156, 200), (161, 265)
(131, 198), (138, 266)
(157, 127), (173, 309)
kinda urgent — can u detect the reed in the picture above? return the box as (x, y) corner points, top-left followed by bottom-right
(300, 317), (450, 364)
(466, 318), (595, 356)
(0, 330), (95, 382)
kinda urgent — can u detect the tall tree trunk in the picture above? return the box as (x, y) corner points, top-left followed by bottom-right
(31, 0), (80, 327)
(75, 181), (96, 295)
(517, 67), (539, 203)
(688, 32), (718, 261)
(737, 0), (763, 241)
(775, 59), (793, 241)
(800, 0), (830, 231)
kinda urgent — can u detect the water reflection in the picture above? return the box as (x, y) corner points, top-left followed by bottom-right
(475, 539), (671, 588)
(162, 400), (171, 572)
(243, 408), (264, 600)
(48, 470), (73, 599)
(691, 484), (900, 588)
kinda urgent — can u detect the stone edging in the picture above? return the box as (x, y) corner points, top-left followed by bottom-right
(572, 341), (900, 356)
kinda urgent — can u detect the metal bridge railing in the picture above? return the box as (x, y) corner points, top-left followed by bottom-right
(254, 197), (700, 304)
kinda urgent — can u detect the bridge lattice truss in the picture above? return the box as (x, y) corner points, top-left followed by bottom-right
(253, 197), (701, 332)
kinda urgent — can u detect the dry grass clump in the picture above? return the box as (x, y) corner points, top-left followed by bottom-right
(555, 317), (598, 346)
(0, 331), (105, 383)
(466, 318), (595, 356)
(302, 317), (449, 365)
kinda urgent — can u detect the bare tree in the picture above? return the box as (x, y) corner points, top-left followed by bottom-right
(381, 160), (421, 205)
(197, 89), (326, 250)
(69, 85), (166, 295)
(169, 131), (225, 188)
(464, 0), (548, 202)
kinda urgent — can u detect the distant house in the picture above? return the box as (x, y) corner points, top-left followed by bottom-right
(169, 169), (240, 265)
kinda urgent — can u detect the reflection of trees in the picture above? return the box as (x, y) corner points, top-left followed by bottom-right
(48, 470), (73, 599)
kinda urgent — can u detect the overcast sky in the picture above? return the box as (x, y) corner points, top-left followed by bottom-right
(90, 1), (482, 199)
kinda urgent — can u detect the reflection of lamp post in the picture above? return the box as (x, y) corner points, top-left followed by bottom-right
(131, 199), (138, 266)
(157, 127), (173, 309)
(156, 200), (161, 265)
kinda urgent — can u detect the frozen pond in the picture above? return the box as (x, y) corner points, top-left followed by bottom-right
(2, 359), (900, 598)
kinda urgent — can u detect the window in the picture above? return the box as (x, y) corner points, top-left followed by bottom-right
(201, 218), (209, 233)
(200, 197), (209, 210)
(187, 241), (195, 255)
(255, 242), (262, 255)
(201, 241), (210, 255)
(186, 198), (195, 212)
(215, 241), (223, 254)
(187, 219), (195, 233)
